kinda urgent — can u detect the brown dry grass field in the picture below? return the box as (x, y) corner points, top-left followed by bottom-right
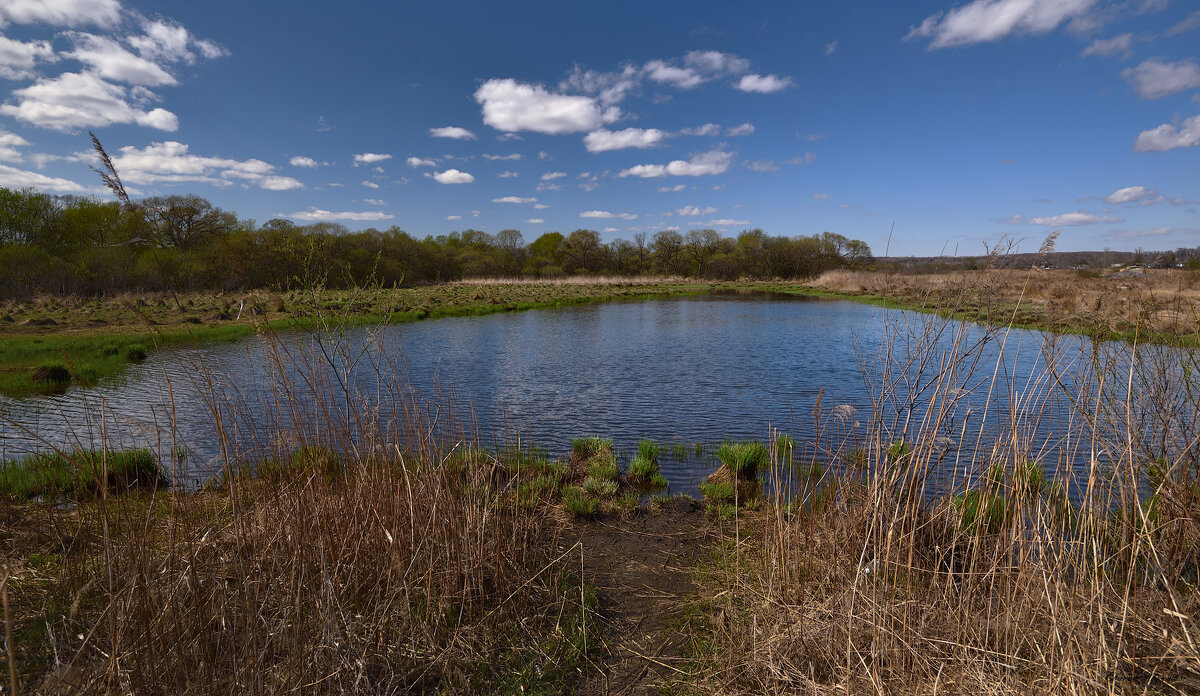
(809, 267), (1200, 340)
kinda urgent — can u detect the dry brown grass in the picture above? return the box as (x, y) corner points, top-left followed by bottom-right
(686, 291), (1200, 695)
(2, 325), (593, 694)
(810, 268), (1200, 338)
(453, 274), (691, 286)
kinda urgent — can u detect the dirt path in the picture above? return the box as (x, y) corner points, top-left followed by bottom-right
(560, 498), (718, 695)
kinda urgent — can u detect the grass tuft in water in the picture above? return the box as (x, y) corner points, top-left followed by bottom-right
(716, 441), (767, 480)
(636, 439), (659, 462)
(0, 448), (167, 500)
(571, 436), (612, 460)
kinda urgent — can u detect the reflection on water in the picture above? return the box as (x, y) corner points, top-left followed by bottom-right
(0, 294), (1090, 494)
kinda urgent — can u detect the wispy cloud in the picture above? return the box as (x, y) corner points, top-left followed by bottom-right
(1123, 59), (1200, 99)
(906, 0), (1096, 49)
(1030, 211), (1123, 226)
(288, 208), (395, 222)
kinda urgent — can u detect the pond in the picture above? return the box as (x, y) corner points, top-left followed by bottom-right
(0, 293), (1093, 494)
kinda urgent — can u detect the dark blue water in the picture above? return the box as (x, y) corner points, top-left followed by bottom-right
(0, 294), (1088, 493)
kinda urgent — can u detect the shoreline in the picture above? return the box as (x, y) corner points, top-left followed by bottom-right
(4, 269), (1199, 398)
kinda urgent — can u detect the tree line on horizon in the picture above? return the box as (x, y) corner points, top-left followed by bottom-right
(0, 187), (876, 299)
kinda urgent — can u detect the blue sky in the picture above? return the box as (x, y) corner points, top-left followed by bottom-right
(0, 0), (1197, 255)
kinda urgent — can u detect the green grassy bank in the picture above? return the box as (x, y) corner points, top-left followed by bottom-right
(0, 279), (750, 397)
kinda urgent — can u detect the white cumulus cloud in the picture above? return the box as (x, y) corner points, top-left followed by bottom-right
(429, 168), (474, 184)
(644, 50), (750, 89)
(680, 123), (721, 137)
(906, 0), (1096, 49)
(259, 176), (303, 191)
(0, 0), (122, 28)
(0, 35), (56, 80)
(580, 210), (637, 220)
(1134, 113), (1200, 152)
(64, 32), (177, 86)
(735, 73), (792, 93)
(618, 149), (733, 178)
(0, 71), (178, 131)
(353, 152), (392, 165)
(475, 78), (615, 134)
(677, 205), (717, 216)
(526, 218), (545, 224)
(541, 171), (566, 180)
(0, 162), (88, 192)
(107, 140), (300, 190)
(129, 18), (227, 63)
(429, 126), (477, 140)
(493, 196), (537, 203)
(584, 127), (666, 152)
(726, 123), (755, 136)
(0, 127), (30, 161)
(1104, 185), (1158, 204)
(1123, 59), (1200, 100)
(406, 156), (436, 168)
(290, 156), (317, 168)
(498, 170), (519, 178)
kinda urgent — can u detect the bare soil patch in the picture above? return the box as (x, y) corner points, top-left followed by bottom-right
(559, 498), (716, 695)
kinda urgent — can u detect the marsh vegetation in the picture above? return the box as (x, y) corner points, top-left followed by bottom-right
(3, 266), (1199, 693)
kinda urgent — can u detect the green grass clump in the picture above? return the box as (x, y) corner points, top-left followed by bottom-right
(292, 445), (346, 483)
(628, 455), (657, 478)
(887, 439), (911, 462)
(518, 472), (565, 508)
(953, 489), (1009, 534)
(0, 448), (167, 500)
(775, 434), (794, 462)
(699, 480), (736, 504)
(613, 491), (640, 514)
(586, 453), (620, 482)
(671, 442), (689, 459)
(716, 442), (767, 479)
(571, 436), (612, 460)
(1013, 459), (1045, 498)
(637, 439), (659, 462)
(582, 476), (619, 497)
(562, 486), (599, 518)
(0, 326), (253, 398)
(802, 459), (824, 483)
